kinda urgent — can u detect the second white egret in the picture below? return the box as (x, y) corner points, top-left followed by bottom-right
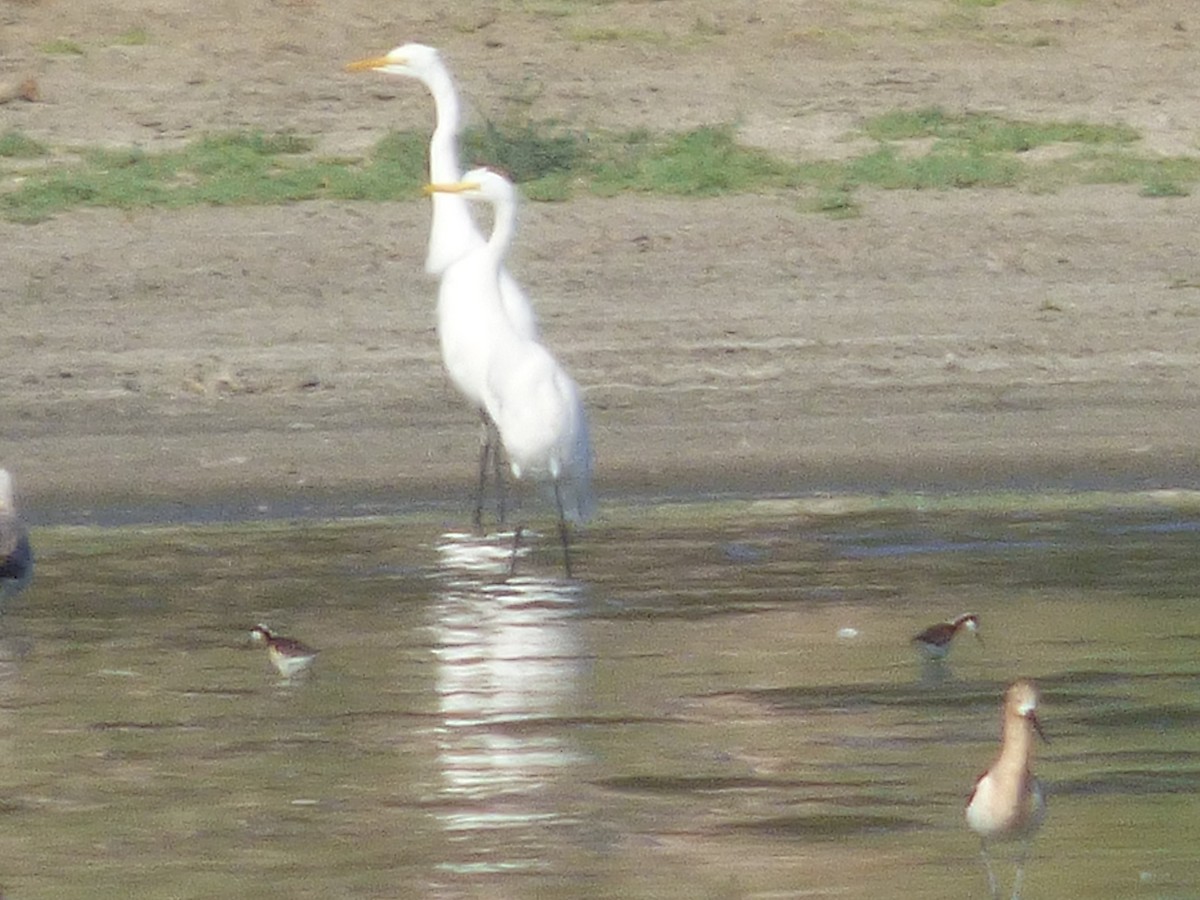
(427, 167), (594, 575)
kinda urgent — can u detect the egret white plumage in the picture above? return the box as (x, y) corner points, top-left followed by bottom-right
(347, 44), (538, 530)
(0, 468), (33, 604)
(427, 167), (594, 576)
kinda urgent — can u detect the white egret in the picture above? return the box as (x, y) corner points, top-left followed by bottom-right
(347, 44), (538, 530)
(427, 168), (594, 576)
(0, 468), (33, 603)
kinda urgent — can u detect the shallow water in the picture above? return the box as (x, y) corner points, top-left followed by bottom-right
(3, 498), (1199, 899)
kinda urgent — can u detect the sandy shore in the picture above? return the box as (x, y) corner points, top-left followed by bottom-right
(2, 1), (1198, 519)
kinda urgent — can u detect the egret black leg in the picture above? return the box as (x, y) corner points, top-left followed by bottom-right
(554, 482), (573, 578)
(492, 423), (508, 526)
(473, 411), (493, 534)
(509, 526), (525, 576)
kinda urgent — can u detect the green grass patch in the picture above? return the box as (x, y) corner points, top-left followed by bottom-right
(1048, 148), (1200, 197)
(0, 130), (48, 158)
(322, 131), (427, 200)
(190, 131), (314, 159)
(846, 144), (1021, 189)
(0, 130), (374, 222)
(461, 120), (584, 184)
(39, 38), (85, 55)
(2, 111), (1198, 222)
(862, 107), (1139, 152)
(1140, 179), (1190, 198)
(589, 125), (796, 196)
(803, 185), (861, 219)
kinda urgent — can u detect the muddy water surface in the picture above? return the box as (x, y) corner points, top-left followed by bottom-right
(3, 497), (1198, 898)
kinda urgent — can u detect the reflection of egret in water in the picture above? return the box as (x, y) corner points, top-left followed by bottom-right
(430, 531), (587, 875)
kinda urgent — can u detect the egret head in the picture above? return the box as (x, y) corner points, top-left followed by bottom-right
(426, 166), (516, 206)
(346, 43), (442, 79)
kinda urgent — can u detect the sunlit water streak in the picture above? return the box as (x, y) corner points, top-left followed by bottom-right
(429, 532), (587, 876)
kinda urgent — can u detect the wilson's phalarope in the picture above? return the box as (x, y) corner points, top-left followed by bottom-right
(250, 624), (319, 680)
(966, 678), (1048, 900)
(913, 613), (981, 660)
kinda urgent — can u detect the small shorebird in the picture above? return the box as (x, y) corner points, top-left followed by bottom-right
(0, 469), (33, 603)
(250, 625), (318, 680)
(912, 613), (981, 660)
(966, 679), (1048, 900)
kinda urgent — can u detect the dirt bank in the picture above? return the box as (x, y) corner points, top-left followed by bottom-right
(2, 0), (1198, 518)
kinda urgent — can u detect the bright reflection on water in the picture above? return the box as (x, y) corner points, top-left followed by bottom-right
(4, 500), (1200, 899)
(431, 532), (584, 872)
